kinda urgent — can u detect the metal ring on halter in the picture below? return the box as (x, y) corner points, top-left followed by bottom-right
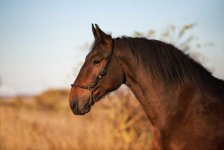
(71, 39), (115, 104)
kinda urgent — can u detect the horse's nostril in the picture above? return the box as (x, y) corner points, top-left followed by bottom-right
(70, 101), (78, 113)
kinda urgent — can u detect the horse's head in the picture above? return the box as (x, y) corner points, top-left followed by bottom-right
(69, 24), (125, 115)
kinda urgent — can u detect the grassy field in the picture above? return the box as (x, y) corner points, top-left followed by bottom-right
(0, 89), (152, 150)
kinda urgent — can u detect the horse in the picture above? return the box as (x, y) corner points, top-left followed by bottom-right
(69, 24), (224, 150)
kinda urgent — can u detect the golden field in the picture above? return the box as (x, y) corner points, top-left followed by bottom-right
(0, 89), (152, 150)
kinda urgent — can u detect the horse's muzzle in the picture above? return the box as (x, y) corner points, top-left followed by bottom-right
(70, 100), (91, 115)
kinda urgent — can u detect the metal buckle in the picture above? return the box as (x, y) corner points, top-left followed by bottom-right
(99, 69), (106, 79)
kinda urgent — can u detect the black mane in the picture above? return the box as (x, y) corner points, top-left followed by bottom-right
(122, 37), (223, 93)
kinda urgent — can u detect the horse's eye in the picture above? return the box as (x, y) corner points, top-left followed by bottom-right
(93, 60), (100, 65)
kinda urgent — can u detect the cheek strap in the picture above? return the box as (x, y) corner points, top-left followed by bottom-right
(70, 39), (115, 104)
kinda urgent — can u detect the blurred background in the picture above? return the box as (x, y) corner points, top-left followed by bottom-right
(0, 0), (223, 149)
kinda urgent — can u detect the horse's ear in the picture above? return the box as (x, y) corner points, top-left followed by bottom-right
(92, 24), (98, 39)
(92, 24), (111, 44)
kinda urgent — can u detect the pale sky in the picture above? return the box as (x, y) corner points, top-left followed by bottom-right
(0, 0), (223, 96)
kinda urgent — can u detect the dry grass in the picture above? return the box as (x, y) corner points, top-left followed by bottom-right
(0, 89), (152, 150)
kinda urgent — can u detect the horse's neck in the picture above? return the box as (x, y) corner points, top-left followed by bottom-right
(124, 65), (177, 126)
(115, 39), (195, 127)
(115, 41), (161, 124)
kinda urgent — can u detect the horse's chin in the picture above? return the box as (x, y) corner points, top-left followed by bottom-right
(72, 88), (105, 115)
(79, 106), (91, 115)
(74, 105), (91, 115)
(71, 99), (92, 115)
(77, 98), (101, 115)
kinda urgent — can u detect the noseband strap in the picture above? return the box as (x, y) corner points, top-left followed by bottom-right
(71, 39), (115, 104)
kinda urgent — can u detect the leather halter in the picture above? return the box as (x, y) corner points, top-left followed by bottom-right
(71, 39), (115, 105)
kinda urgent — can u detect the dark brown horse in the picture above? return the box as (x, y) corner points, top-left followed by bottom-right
(69, 24), (224, 150)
